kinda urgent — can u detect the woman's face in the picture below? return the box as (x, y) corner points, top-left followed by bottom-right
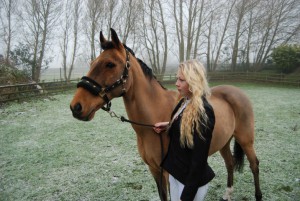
(175, 70), (191, 98)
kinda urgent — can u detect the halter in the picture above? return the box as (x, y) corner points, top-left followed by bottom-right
(77, 50), (130, 111)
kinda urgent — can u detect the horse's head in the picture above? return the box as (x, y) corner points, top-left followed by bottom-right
(70, 28), (132, 121)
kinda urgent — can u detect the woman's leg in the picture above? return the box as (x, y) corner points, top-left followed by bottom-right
(169, 174), (209, 201)
(169, 174), (181, 201)
(193, 183), (209, 201)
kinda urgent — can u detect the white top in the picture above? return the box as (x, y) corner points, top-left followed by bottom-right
(172, 98), (190, 122)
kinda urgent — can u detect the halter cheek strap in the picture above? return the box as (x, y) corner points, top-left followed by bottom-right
(76, 50), (130, 111)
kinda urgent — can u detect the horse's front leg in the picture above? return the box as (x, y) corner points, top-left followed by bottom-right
(149, 166), (169, 201)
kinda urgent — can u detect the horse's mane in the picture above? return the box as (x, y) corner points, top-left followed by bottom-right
(125, 45), (166, 89)
(122, 44), (155, 80)
(101, 41), (166, 89)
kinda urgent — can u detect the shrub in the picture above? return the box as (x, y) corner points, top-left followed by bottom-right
(0, 62), (30, 85)
(271, 44), (300, 73)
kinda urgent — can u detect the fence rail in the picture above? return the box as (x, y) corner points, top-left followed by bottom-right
(0, 80), (78, 103)
(157, 72), (300, 86)
(0, 72), (299, 103)
(207, 72), (299, 85)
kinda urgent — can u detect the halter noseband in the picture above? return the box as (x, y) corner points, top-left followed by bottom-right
(76, 50), (130, 111)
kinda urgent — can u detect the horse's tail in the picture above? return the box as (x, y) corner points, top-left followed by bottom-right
(233, 140), (245, 172)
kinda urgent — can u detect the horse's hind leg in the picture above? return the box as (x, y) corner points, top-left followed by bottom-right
(219, 140), (234, 201)
(242, 145), (262, 201)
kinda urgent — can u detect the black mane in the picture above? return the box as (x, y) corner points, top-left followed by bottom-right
(123, 44), (155, 80)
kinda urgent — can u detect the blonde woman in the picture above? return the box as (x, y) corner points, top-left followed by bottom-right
(153, 60), (215, 201)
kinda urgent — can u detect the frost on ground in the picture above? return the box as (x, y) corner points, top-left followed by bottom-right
(0, 84), (299, 201)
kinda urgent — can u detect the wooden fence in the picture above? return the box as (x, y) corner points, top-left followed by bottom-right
(159, 72), (300, 86)
(208, 72), (300, 86)
(0, 80), (77, 103)
(0, 72), (299, 103)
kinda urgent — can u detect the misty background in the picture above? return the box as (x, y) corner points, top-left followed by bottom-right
(0, 0), (299, 82)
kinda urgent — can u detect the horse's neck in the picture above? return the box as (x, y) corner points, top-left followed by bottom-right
(124, 80), (158, 118)
(122, 69), (173, 125)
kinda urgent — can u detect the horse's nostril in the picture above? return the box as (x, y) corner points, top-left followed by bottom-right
(70, 103), (83, 119)
(74, 103), (82, 113)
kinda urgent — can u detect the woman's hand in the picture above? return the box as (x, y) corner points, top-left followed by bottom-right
(153, 122), (169, 134)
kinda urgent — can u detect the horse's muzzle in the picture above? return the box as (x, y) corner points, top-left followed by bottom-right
(70, 104), (86, 121)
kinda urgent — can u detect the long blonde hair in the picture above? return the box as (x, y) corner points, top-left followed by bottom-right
(178, 60), (211, 148)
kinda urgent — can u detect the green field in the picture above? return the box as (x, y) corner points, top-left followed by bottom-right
(0, 83), (299, 200)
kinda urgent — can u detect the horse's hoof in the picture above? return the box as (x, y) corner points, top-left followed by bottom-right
(219, 198), (228, 201)
(255, 193), (262, 201)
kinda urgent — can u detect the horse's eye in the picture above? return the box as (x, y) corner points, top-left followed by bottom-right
(106, 62), (115, 68)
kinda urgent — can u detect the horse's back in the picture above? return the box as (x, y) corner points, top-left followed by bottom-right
(208, 85), (255, 155)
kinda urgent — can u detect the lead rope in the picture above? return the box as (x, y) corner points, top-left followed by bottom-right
(106, 109), (165, 200)
(159, 133), (165, 200)
(107, 110), (154, 127)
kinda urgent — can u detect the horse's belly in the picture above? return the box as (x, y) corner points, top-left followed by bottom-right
(208, 98), (235, 155)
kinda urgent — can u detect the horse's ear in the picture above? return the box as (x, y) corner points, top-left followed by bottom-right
(100, 31), (107, 44)
(110, 28), (122, 49)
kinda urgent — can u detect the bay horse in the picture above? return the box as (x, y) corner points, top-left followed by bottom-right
(70, 28), (262, 201)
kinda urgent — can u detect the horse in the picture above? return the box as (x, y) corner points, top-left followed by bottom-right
(70, 28), (262, 201)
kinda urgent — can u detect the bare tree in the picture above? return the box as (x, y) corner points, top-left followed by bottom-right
(208, 0), (236, 71)
(119, 0), (142, 45)
(60, 0), (81, 81)
(192, 0), (206, 61)
(172, 0), (210, 62)
(172, 0), (184, 61)
(244, 9), (255, 69)
(230, 0), (254, 71)
(105, 0), (119, 39)
(83, 0), (139, 61)
(19, 0), (61, 81)
(0, 0), (18, 64)
(141, 0), (169, 77)
(85, 0), (103, 61)
(252, 0), (300, 70)
(206, 9), (213, 71)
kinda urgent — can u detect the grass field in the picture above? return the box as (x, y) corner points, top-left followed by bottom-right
(0, 82), (299, 201)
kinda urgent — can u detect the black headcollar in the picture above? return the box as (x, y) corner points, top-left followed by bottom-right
(76, 49), (130, 111)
